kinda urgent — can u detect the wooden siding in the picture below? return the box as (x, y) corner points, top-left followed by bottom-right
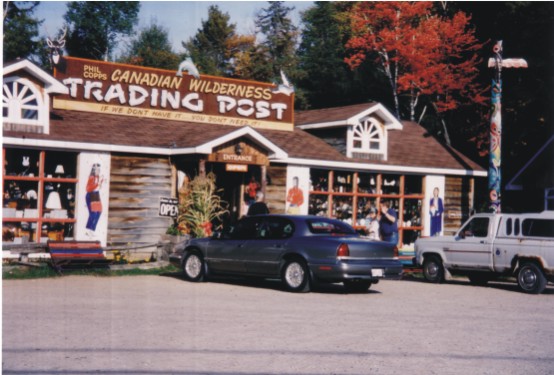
(266, 165), (287, 213)
(108, 155), (173, 246)
(444, 176), (474, 235)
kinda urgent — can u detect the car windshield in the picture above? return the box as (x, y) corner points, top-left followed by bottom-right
(306, 219), (357, 235)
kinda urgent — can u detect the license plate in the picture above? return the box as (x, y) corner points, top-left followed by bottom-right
(371, 269), (384, 277)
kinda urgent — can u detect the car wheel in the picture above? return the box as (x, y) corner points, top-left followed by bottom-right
(517, 262), (546, 294)
(343, 280), (372, 293)
(422, 255), (444, 283)
(468, 273), (489, 286)
(282, 258), (310, 293)
(182, 251), (205, 282)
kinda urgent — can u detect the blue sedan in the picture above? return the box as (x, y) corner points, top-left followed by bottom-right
(169, 215), (403, 293)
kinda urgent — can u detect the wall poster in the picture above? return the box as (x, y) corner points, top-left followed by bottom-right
(285, 166), (310, 215)
(75, 152), (111, 246)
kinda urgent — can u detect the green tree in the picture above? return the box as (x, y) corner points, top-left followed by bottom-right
(63, 1), (140, 61)
(120, 23), (180, 70)
(182, 5), (245, 76)
(255, 1), (299, 81)
(3, 1), (43, 63)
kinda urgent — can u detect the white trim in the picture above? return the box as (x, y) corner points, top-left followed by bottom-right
(275, 157), (487, 177)
(2, 76), (50, 133)
(3, 127), (289, 160)
(297, 103), (402, 131)
(3, 59), (68, 95)
(195, 126), (288, 159)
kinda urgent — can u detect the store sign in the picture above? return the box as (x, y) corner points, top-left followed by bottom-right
(226, 164), (248, 172)
(159, 197), (179, 217)
(53, 57), (294, 131)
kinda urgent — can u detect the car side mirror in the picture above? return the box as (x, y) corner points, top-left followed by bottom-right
(458, 231), (466, 240)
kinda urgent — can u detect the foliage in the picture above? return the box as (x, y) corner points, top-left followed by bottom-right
(3, 1), (43, 63)
(345, 2), (486, 127)
(177, 173), (228, 238)
(254, 1), (300, 83)
(182, 5), (254, 77)
(2, 264), (180, 279)
(297, 2), (364, 109)
(63, 1), (140, 61)
(119, 23), (180, 70)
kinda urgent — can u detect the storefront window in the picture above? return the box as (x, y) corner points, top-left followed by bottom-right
(309, 169), (424, 248)
(3, 148), (78, 243)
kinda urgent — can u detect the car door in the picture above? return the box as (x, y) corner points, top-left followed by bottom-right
(445, 216), (494, 270)
(242, 217), (293, 277)
(206, 217), (259, 274)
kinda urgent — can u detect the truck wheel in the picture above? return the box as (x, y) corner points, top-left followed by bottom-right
(517, 262), (547, 294)
(422, 255), (444, 283)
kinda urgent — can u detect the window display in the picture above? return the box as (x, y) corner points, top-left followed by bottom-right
(309, 168), (424, 247)
(2, 148), (78, 243)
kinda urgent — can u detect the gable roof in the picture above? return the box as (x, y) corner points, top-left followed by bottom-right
(296, 102), (402, 130)
(3, 59), (68, 95)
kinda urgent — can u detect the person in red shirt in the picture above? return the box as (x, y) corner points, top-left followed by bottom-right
(286, 176), (304, 214)
(246, 176), (260, 205)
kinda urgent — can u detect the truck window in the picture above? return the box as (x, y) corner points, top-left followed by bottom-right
(522, 219), (554, 238)
(506, 218), (513, 236)
(460, 217), (490, 238)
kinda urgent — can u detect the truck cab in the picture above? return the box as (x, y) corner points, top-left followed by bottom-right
(415, 211), (554, 294)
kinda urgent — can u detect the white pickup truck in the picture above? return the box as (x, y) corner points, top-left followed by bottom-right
(415, 211), (554, 294)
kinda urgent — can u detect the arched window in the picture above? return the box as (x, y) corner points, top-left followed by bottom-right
(352, 118), (384, 155)
(2, 77), (45, 126)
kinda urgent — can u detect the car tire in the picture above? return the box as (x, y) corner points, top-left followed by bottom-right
(182, 251), (205, 282)
(422, 255), (445, 283)
(468, 273), (490, 286)
(282, 258), (310, 293)
(343, 280), (372, 293)
(517, 262), (546, 294)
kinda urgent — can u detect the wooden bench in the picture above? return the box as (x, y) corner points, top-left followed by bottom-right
(48, 241), (112, 273)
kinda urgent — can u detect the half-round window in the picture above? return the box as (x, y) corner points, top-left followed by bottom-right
(352, 118), (383, 153)
(3, 77), (44, 125)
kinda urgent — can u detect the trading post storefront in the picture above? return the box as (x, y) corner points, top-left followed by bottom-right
(3, 57), (486, 255)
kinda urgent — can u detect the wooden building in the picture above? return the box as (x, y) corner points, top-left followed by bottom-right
(3, 57), (486, 254)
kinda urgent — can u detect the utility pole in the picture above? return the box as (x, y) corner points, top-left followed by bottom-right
(487, 41), (527, 213)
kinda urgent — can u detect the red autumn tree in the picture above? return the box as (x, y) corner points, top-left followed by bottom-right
(345, 2), (486, 143)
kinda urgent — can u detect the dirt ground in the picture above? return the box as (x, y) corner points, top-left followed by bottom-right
(2, 274), (553, 375)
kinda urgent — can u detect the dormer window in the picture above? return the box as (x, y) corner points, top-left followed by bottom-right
(349, 117), (385, 160)
(2, 77), (44, 126)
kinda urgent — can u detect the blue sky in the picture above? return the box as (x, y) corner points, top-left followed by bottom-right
(35, 1), (314, 56)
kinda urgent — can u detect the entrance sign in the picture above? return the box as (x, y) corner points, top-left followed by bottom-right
(159, 197), (179, 217)
(53, 57), (294, 131)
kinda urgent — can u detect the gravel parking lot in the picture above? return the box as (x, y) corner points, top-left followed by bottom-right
(3, 274), (553, 375)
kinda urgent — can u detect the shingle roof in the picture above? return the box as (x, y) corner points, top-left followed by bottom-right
(295, 103), (379, 125)
(3, 106), (484, 172)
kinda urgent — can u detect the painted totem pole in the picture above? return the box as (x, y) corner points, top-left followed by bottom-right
(487, 41), (527, 213)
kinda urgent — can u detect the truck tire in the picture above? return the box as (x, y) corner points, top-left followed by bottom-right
(422, 255), (445, 283)
(517, 262), (547, 294)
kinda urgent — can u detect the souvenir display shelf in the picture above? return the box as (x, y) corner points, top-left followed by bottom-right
(3, 148), (78, 243)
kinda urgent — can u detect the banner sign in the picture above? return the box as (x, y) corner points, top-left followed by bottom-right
(53, 57), (294, 131)
(159, 197), (179, 217)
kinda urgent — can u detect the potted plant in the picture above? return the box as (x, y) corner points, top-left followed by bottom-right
(177, 172), (228, 238)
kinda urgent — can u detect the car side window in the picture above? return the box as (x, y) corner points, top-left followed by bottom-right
(256, 218), (294, 239)
(232, 217), (261, 239)
(461, 217), (490, 238)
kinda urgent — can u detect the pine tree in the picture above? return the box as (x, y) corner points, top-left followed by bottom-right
(3, 1), (43, 63)
(120, 23), (180, 70)
(63, 1), (140, 61)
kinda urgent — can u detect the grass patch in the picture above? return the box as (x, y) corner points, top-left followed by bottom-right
(2, 263), (181, 280)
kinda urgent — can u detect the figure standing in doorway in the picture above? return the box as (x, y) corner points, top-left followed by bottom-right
(430, 187), (444, 236)
(86, 163), (103, 236)
(246, 175), (260, 206)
